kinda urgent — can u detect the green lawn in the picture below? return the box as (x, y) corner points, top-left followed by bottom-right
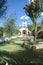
(0, 38), (25, 52)
(0, 44), (24, 52)
(0, 38), (43, 65)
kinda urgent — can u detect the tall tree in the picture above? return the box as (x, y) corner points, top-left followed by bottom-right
(0, 27), (4, 37)
(14, 26), (19, 35)
(4, 18), (16, 37)
(24, 0), (43, 43)
(0, 0), (7, 17)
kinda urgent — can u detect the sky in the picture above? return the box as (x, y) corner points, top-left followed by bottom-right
(0, 0), (43, 27)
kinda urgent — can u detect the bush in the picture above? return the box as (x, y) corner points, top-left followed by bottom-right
(21, 41), (29, 49)
(31, 46), (36, 50)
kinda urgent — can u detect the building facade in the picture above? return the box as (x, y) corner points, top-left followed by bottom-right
(19, 19), (30, 35)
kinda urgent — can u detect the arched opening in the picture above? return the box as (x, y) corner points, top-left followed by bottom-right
(22, 30), (27, 34)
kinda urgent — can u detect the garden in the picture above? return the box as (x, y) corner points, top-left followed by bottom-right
(0, 0), (43, 65)
(0, 38), (43, 65)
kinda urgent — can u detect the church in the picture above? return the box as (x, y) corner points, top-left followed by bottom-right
(19, 19), (30, 35)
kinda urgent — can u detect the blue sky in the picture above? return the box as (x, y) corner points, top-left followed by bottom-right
(0, 0), (43, 26)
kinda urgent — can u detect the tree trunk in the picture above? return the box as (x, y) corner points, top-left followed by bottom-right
(34, 26), (37, 44)
(34, 19), (37, 44)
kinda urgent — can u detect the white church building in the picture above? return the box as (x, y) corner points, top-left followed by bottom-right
(19, 19), (30, 35)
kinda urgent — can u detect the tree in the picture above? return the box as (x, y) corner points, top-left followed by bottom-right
(27, 24), (35, 36)
(24, 0), (43, 43)
(14, 26), (19, 35)
(0, 0), (7, 17)
(27, 24), (34, 31)
(0, 27), (4, 37)
(41, 20), (43, 25)
(4, 18), (16, 37)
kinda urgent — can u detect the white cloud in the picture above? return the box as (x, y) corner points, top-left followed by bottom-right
(20, 16), (25, 19)
(28, 0), (34, 2)
(28, 0), (30, 2)
(28, 0), (31, 3)
(41, 12), (43, 16)
(20, 15), (29, 20)
(25, 16), (30, 19)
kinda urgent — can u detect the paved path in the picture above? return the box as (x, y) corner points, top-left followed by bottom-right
(36, 43), (43, 49)
(0, 35), (43, 49)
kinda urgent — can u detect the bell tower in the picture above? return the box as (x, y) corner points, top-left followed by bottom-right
(22, 19), (27, 27)
(19, 16), (31, 35)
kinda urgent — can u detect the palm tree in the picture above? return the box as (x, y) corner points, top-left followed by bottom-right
(24, 0), (43, 43)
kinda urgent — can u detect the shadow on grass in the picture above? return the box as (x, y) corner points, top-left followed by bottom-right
(0, 40), (12, 46)
(0, 49), (43, 65)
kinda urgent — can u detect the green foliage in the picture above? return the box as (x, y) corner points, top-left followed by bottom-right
(0, 27), (4, 37)
(0, 0), (7, 17)
(27, 24), (34, 31)
(24, 0), (42, 42)
(24, 0), (42, 19)
(24, 0), (43, 26)
(0, 31), (3, 37)
(4, 19), (16, 37)
(42, 20), (43, 25)
(14, 26), (19, 35)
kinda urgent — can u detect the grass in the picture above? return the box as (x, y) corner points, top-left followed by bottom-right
(0, 44), (24, 52)
(0, 38), (43, 65)
(0, 38), (25, 52)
